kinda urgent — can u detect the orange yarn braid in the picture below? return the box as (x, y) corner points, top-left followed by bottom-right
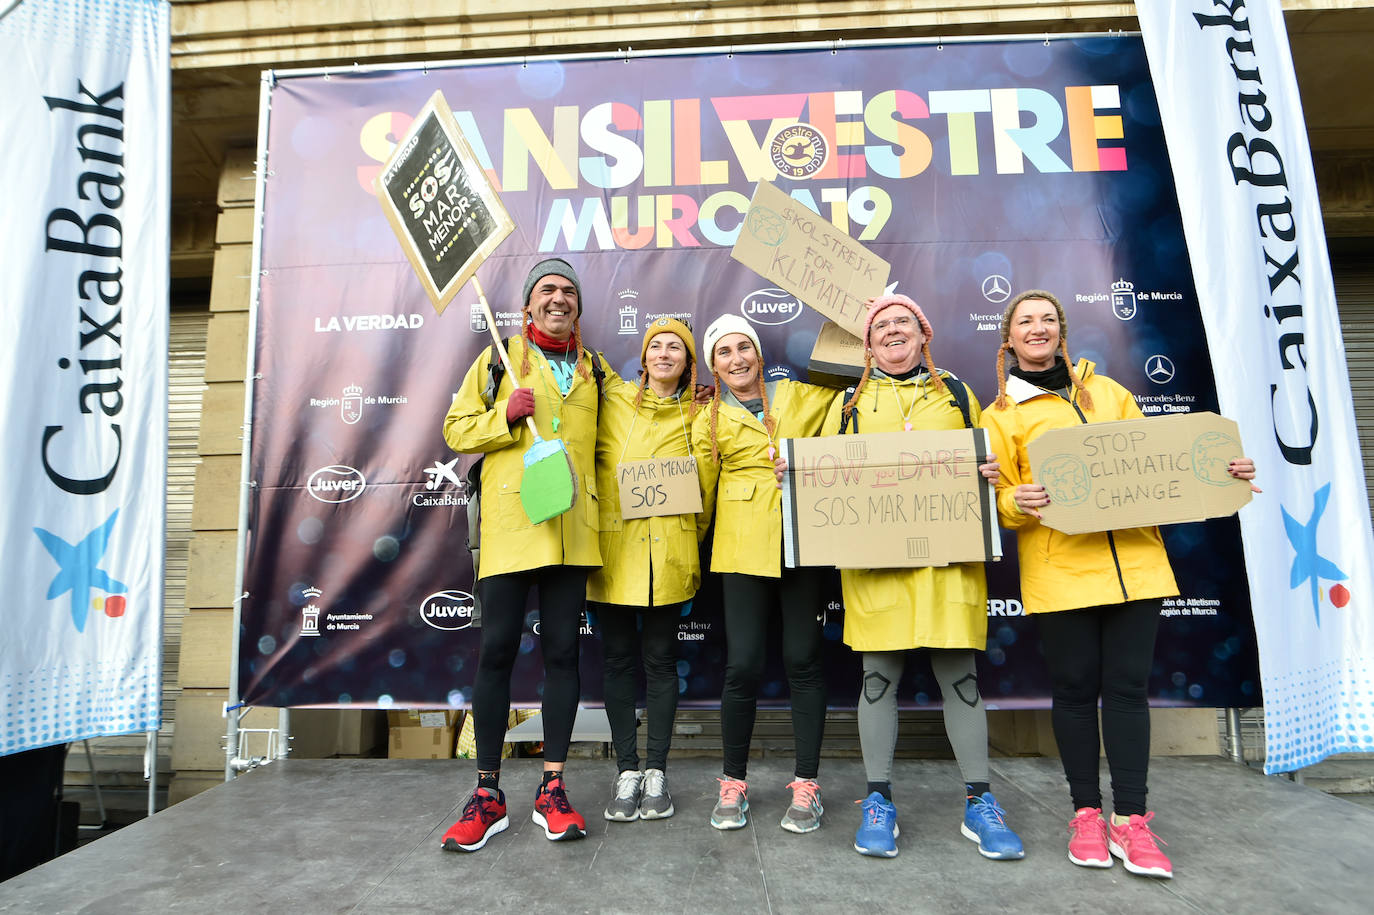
(571, 317), (590, 381)
(1061, 338), (1093, 411)
(756, 374), (777, 439)
(632, 371), (650, 408)
(686, 359), (699, 419)
(921, 342), (947, 394)
(994, 342), (1011, 410)
(709, 371), (722, 463)
(842, 350), (874, 419)
(520, 309), (533, 377)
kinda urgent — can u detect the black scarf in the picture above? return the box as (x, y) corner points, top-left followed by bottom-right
(1009, 358), (1070, 391)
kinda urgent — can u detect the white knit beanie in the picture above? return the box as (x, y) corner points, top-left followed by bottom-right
(702, 314), (763, 373)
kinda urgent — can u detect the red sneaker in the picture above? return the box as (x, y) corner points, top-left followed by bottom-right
(441, 788), (509, 852)
(533, 775), (586, 841)
(1108, 811), (1173, 878)
(1067, 807), (1112, 868)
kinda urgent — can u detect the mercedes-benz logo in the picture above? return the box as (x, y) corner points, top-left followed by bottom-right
(1146, 355), (1175, 384)
(982, 274), (1011, 303)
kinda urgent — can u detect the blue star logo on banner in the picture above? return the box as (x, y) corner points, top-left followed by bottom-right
(34, 509), (128, 633)
(1282, 483), (1347, 626)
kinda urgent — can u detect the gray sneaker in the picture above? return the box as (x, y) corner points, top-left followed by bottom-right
(710, 776), (749, 830)
(780, 778), (823, 834)
(639, 768), (675, 820)
(604, 769), (642, 822)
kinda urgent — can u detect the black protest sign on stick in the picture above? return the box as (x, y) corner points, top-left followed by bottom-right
(375, 90), (515, 314)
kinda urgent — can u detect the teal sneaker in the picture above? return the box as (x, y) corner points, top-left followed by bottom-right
(854, 792), (899, 857)
(961, 792), (1025, 860)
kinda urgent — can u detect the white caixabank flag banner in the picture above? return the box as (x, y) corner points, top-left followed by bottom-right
(1138, 0), (1374, 771)
(0, 0), (169, 756)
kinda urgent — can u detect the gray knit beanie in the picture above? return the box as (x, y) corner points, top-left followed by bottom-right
(522, 257), (583, 315)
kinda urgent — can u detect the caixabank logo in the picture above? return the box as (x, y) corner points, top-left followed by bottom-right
(1283, 482), (1351, 625)
(33, 508), (128, 633)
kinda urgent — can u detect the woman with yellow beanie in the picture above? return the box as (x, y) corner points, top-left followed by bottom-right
(692, 314), (837, 835)
(588, 317), (702, 823)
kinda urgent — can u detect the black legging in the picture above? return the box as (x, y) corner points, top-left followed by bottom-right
(1036, 597), (1162, 816)
(472, 566), (588, 772)
(596, 601), (682, 772)
(719, 569), (827, 780)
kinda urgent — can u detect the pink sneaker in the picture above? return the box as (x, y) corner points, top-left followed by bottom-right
(1108, 811), (1173, 878)
(1067, 807), (1112, 868)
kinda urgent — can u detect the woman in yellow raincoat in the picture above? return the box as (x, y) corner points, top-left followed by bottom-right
(825, 294), (1022, 862)
(981, 289), (1256, 879)
(588, 317), (702, 824)
(692, 314), (835, 835)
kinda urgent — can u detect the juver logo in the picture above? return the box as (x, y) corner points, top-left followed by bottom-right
(741, 288), (802, 325)
(421, 589), (476, 630)
(308, 465), (366, 503)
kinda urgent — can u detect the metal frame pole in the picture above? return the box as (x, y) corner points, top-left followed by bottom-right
(225, 70), (275, 781)
(1224, 707), (1245, 764)
(145, 729), (158, 816)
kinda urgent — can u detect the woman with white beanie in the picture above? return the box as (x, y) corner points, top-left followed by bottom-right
(692, 314), (837, 835)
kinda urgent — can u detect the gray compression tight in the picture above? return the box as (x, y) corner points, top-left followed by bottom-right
(859, 649), (989, 788)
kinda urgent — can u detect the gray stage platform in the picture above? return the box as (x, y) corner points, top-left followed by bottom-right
(2, 755), (1371, 913)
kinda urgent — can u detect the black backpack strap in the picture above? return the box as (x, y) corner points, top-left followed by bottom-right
(944, 374), (974, 430)
(838, 386), (858, 434)
(590, 351), (607, 399)
(480, 337), (516, 407)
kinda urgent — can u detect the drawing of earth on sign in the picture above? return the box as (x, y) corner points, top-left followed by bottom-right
(1038, 454), (1091, 506)
(746, 206), (787, 246)
(1192, 431), (1240, 486)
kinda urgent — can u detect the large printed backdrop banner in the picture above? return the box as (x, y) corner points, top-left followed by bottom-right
(242, 37), (1262, 710)
(0, 0), (169, 756)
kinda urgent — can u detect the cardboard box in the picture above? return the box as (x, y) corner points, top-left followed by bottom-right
(387, 709), (461, 729)
(780, 428), (1001, 569)
(1027, 411), (1252, 534)
(388, 724), (457, 759)
(731, 179), (889, 337)
(808, 321), (867, 389)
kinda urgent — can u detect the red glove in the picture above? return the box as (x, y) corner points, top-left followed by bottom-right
(506, 387), (535, 423)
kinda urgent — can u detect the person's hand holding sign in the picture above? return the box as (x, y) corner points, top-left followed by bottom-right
(1014, 482), (1050, 520)
(506, 388), (535, 424)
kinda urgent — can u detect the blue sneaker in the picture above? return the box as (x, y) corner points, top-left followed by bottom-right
(854, 792), (899, 857)
(961, 792), (1025, 860)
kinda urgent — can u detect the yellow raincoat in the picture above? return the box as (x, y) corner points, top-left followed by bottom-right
(692, 379), (834, 578)
(979, 359), (1178, 614)
(587, 377), (702, 607)
(822, 372), (990, 651)
(442, 336), (602, 579)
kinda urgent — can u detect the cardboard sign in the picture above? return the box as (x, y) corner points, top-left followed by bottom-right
(1028, 411), (1252, 535)
(375, 90), (515, 314)
(730, 179), (890, 337)
(617, 456), (703, 520)
(780, 429), (1001, 569)
(808, 320), (867, 388)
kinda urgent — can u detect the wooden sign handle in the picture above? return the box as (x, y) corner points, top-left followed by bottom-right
(472, 274), (540, 440)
